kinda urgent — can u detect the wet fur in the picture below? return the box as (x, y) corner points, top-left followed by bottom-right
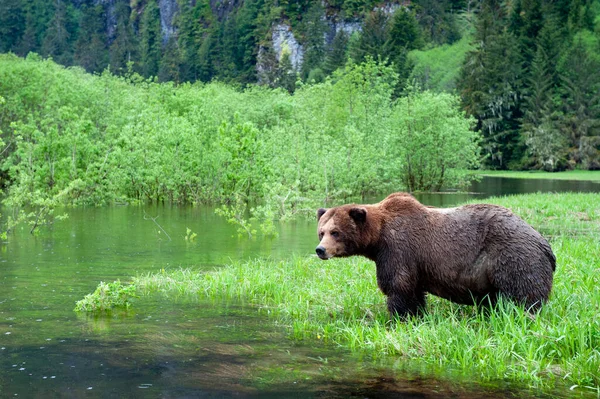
(316, 192), (556, 318)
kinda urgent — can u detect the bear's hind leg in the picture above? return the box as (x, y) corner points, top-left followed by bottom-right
(489, 252), (552, 312)
(387, 291), (426, 319)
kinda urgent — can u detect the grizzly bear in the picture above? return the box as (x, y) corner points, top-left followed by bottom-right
(316, 192), (556, 318)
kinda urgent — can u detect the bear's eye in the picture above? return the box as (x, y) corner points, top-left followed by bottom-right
(318, 231), (324, 240)
(330, 231), (340, 238)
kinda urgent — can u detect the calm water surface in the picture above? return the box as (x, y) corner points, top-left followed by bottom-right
(1, 177), (599, 398)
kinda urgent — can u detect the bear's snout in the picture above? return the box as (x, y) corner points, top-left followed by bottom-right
(315, 245), (329, 260)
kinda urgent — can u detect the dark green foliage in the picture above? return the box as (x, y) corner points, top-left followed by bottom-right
(139, 0), (162, 77)
(458, 0), (600, 170)
(349, 10), (389, 62)
(41, 0), (77, 66)
(0, 0), (25, 53)
(158, 36), (181, 82)
(276, 52), (297, 93)
(109, 1), (137, 75)
(413, 0), (460, 44)
(557, 37), (600, 169)
(323, 29), (349, 74)
(385, 8), (424, 92)
(300, 2), (327, 80)
(13, 1), (53, 56)
(74, 4), (108, 73)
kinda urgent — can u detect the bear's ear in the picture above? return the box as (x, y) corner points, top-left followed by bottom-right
(349, 207), (367, 224)
(317, 208), (327, 221)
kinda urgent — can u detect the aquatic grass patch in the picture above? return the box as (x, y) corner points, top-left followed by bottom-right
(130, 193), (600, 393)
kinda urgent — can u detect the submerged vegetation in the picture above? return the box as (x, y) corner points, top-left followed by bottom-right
(125, 193), (600, 393)
(0, 54), (479, 235)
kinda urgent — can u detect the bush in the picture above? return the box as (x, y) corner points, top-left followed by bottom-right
(74, 280), (138, 313)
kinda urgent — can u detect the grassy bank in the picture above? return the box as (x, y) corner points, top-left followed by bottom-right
(477, 170), (600, 182)
(132, 193), (599, 393)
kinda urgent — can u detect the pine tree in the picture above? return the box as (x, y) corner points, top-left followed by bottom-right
(521, 46), (567, 170)
(231, 0), (261, 84)
(384, 8), (424, 94)
(349, 10), (388, 62)
(41, 0), (75, 65)
(324, 29), (349, 74)
(458, 0), (524, 169)
(413, 0), (460, 44)
(74, 4), (108, 73)
(277, 51), (297, 93)
(300, 2), (327, 80)
(535, 11), (565, 89)
(197, 32), (217, 82)
(567, 0), (595, 33)
(109, 1), (137, 75)
(158, 36), (181, 82)
(0, 0), (25, 53)
(139, 0), (162, 78)
(557, 39), (600, 169)
(176, 1), (202, 81)
(215, 15), (238, 81)
(508, 0), (543, 74)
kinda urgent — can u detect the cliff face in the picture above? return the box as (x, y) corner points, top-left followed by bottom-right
(271, 23), (304, 71)
(158, 0), (178, 43)
(115, 0), (371, 76)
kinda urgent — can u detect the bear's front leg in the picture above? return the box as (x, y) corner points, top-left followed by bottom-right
(386, 291), (426, 319)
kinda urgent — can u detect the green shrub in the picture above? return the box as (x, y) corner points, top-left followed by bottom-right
(74, 280), (138, 313)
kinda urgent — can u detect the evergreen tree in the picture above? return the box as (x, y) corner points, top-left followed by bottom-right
(521, 46), (567, 171)
(413, 0), (460, 44)
(109, 1), (137, 75)
(139, 0), (162, 78)
(158, 36), (181, 82)
(41, 0), (75, 65)
(216, 14), (238, 81)
(13, 0), (53, 56)
(256, 45), (279, 87)
(231, 0), (262, 84)
(557, 39), (600, 169)
(74, 4), (108, 73)
(508, 0), (543, 74)
(300, 2), (327, 80)
(176, 1), (202, 81)
(277, 51), (297, 93)
(385, 8), (424, 85)
(349, 10), (388, 62)
(567, 0), (595, 33)
(0, 0), (25, 53)
(534, 11), (565, 89)
(458, 0), (524, 169)
(324, 29), (349, 74)
(197, 32), (217, 82)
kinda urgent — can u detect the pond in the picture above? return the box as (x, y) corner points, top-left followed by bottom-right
(1, 176), (599, 398)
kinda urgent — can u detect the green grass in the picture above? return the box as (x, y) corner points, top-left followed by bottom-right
(476, 170), (600, 182)
(129, 193), (600, 394)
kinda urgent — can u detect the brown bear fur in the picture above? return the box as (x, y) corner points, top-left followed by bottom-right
(316, 192), (556, 317)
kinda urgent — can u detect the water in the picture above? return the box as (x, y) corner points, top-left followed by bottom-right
(1, 177), (598, 398)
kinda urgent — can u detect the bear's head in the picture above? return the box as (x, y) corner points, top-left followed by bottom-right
(315, 205), (375, 260)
